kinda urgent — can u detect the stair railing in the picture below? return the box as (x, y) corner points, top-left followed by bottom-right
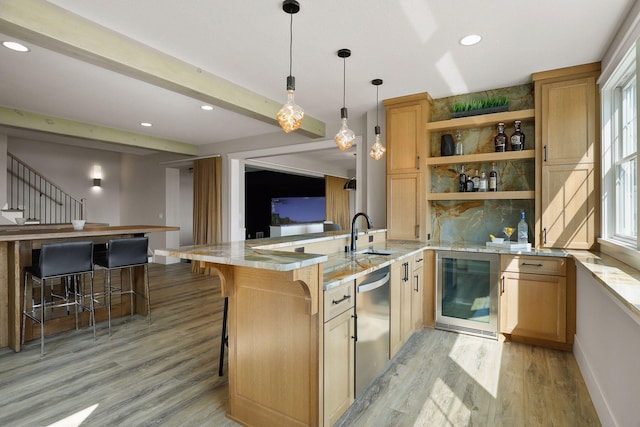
(6, 152), (85, 223)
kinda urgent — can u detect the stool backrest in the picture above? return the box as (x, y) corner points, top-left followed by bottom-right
(39, 241), (94, 278)
(106, 237), (149, 268)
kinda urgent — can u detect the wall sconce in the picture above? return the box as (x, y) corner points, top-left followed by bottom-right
(343, 177), (356, 191)
(93, 178), (102, 187)
(92, 165), (102, 188)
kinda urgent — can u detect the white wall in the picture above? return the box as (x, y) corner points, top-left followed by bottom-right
(7, 137), (121, 225)
(574, 266), (640, 427)
(0, 135), (8, 221)
(365, 107), (387, 229)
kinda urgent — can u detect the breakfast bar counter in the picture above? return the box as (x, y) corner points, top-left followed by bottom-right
(0, 224), (178, 351)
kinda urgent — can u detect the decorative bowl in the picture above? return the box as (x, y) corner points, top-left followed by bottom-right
(15, 218), (26, 225)
(71, 219), (86, 230)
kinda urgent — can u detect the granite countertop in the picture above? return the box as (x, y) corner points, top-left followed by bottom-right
(155, 231), (640, 320)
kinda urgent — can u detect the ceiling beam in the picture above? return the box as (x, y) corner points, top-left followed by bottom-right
(0, 107), (198, 155)
(0, 0), (326, 139)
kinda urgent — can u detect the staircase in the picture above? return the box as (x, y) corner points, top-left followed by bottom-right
(3, 152), (85, 224)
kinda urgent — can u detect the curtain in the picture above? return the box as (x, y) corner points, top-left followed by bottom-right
(191, 156), (222, 274)
(325, 175), (350, 231)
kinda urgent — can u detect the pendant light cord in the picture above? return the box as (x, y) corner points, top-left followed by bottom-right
(288, 13), (293, 76)
(342, 57), (346, 108)
(376, 85), (379, 126)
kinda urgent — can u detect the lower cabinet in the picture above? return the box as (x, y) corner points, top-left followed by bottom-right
(390, 252), (424, 359)
(323, 281), (355, 427)
(500, 255), (570, 346)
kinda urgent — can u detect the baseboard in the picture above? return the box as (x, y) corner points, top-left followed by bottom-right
(573, 335), (617, 427)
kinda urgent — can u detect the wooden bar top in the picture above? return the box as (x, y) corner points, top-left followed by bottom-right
(0, 224), (178, 242)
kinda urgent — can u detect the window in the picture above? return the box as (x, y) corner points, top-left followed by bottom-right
(602, 43), (640, 251)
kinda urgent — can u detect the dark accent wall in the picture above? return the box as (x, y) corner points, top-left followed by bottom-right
(245, 170), (325, 239)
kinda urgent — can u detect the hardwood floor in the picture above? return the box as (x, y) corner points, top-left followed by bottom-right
(0, 263), (600, 427)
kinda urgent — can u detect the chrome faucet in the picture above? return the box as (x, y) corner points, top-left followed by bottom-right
(350, 212), (373, 252)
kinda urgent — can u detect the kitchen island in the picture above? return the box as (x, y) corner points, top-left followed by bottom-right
(157, 231), (640, 427)
(0, 224), (178, 351)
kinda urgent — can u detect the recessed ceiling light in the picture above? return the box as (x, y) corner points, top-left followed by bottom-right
(459, 34), (482, 46)
(140, 122), (152, 127)
(2, 41), (30, 52)
(201, 105), (214, 111)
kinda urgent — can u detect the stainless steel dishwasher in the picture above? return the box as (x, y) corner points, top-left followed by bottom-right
(355, 266), (390, 396)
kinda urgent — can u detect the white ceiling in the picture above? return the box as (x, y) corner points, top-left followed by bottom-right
(0, 0), (635, 170)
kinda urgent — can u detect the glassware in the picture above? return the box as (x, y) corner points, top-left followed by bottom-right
(455, 130), (464, 155)
(503, 226), (514, 241)
(518, 211), (528, 243)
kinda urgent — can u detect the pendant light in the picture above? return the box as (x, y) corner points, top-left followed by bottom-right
(369, 79), (386, 160)
(334, 48), (355, 151)
(277, 0), (304, 133)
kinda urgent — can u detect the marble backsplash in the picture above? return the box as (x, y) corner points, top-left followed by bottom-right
(427, 84), (536, 245)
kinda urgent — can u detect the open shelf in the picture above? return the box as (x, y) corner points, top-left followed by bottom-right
(426, 109), (535, 132)
(427, 191), (535, 201)
(426, 149), (535, 166)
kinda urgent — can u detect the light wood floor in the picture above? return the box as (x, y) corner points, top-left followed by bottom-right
(0, 263), (600, 427)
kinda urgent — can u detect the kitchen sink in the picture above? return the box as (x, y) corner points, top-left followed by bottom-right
(357, 249), (395, 256)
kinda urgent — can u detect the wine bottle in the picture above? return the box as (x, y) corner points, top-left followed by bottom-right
(518, 211), (528, 243)
(455, 130), (464, 156)
(510, 120), (525, 151)
(478, 171), (488, 192)
(459, 165), (467, 192)
(489, 162), (498, 192)
(471, 169), (480, 192)
(494, 122), (507, 152)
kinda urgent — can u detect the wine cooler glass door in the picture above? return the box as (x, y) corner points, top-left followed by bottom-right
(436, 251), (499, 338)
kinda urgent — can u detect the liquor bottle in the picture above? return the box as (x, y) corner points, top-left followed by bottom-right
(510, 120), (525, 151)
(494, 122), (507, 152)
(478, 171), (488, 192)
(466, 175), (475, 192)
(459, 165), (467, 192)
(517, 211), (528, 243)
(489, 162), (498, 192)
(455, 130), (464, 155)
(471, 169), (480, 192)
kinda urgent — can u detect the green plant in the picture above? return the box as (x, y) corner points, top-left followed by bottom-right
(451, 96), (508, 113)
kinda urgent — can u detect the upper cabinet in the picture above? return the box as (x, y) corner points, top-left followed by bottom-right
(384, 93), (431, 241)
(533, 63), (600, 249)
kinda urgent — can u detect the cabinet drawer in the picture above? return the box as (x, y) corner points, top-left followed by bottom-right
(324, 281), (355, 321)
(501, 255), (566, 276)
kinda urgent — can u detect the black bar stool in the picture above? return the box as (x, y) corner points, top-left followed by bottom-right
(93, 237), (151, 336)
(219, 297), (228, 376)
(22, 241), (96, 356)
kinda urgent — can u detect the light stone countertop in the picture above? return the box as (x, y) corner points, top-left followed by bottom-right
(156, 232), (639, 320)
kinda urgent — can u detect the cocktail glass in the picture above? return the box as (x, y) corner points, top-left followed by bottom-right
(503, 227), (514, 241)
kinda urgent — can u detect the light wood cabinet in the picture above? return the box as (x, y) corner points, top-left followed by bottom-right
(500, 255), (571, 346)
(411, 253), (424, 330)
(323, 280), (355, 427)
(323, 308), (355, 427)
(384, 94), (431, 241)
(533, 62), (600, 249)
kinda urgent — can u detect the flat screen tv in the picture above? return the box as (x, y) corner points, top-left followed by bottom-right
(271, 196), (326, 225)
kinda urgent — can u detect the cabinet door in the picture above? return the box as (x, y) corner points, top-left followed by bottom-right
(323, 308), (355, 427)
(400, 260), (414, 343)
(411, 254), (424, 330)
(500, 272), (567, 343)
(389, 261), (403, 358)
(541, 76), (597, 165)
(541, 163), (595, 249)
(387, 173), (419, 241)
(387, 103), (422, 173)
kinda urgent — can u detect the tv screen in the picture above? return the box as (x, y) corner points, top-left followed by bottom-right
(271, 196), (326, 225)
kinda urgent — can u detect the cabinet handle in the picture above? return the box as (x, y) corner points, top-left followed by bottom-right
(414, 274), (419, 292)
(403, 262), (409, 282)
(416, 258), (424, 263)
(415, 224), (420, 239)
(543, 227), (547, 245)
(501, 276), (505, 295)
(521, 262), (543, 267)
(416, 155), (421, 170)
(332, 294), (351, 305)
(543, 145), (547, 162)
(351, 314), (357, 342)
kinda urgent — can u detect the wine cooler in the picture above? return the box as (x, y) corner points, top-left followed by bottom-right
(435, 250), (499, 338)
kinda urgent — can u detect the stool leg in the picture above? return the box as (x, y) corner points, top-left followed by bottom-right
(145, 264), (151, 325)
(40, 278), (45, 356)
(128, 267), (134, 317)
(218, 297), (228, 376)
(21, 273), (29, 346)
(89, 272), (96, 340)
(107, 270), (112, 337)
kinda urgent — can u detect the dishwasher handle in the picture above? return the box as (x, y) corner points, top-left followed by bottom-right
(358, 272), (390, 293)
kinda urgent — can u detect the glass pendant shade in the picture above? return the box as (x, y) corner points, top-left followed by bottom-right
(277, 79), (304, 133)
(370, 129), (386, 160)
(335, 108), (355, 151)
